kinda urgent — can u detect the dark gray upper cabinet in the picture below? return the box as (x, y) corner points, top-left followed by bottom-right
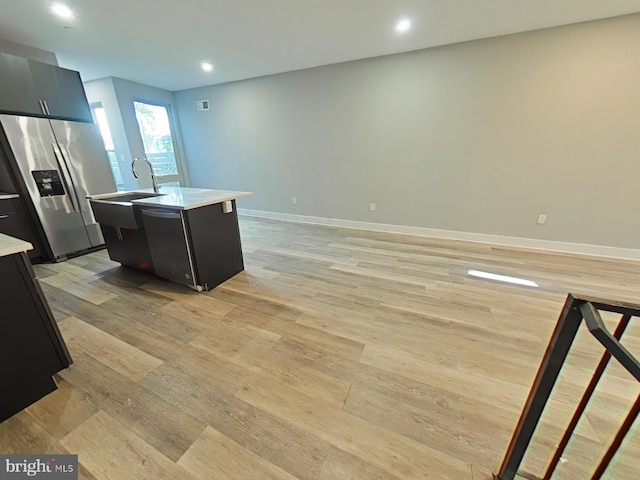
(0, 53), (92, 122)
(28, 60), (93, 122)
(0, 53), (41, 115)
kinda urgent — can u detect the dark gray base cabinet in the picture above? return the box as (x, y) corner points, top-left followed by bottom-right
(100, 201), (244, 291)
(0, 252), (72, 423)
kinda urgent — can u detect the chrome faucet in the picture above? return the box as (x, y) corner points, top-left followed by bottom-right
(132, 157), (160, 193)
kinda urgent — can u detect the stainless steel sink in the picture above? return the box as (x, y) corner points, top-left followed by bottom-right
(90, 192), (165, 229)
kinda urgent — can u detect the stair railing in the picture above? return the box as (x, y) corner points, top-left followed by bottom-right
(494, 294), (640, 480)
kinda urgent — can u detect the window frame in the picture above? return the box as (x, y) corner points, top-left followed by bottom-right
(131, 98), (187, 187)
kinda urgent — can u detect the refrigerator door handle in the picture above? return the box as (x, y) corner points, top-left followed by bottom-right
(51, 143), (80, 213)
(56, 144), (84, 214)
(39, 100), (49, 116)
(57, 144), (88, 214)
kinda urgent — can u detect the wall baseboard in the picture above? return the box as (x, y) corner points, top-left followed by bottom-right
(238, 208), (640, 261)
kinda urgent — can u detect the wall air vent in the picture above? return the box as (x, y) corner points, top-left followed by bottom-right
(196, 99), (210, 111)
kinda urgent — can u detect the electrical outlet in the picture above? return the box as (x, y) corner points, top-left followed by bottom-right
(537, 214), (547, 225)
(291, 197), (297, 205)
(370, 203), (376, 212)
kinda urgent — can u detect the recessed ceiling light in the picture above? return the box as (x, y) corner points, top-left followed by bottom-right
(395, 18), (412, 34)
(51, 3), (74, 19)
(468, 269), (539, 288)
(201, 62), (214, 72)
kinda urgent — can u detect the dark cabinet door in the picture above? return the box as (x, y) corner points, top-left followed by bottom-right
(0, 252), (71, 422)
(0, 254), (66, 378)
(0, 53), (41, 115)
(186, 202), (245, 290)
(28, 61), (93, 122)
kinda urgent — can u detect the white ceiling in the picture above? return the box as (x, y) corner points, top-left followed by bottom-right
(2, 0), (640, 92)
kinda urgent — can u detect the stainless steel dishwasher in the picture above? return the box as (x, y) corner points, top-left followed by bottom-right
(140, 208), (198, 289)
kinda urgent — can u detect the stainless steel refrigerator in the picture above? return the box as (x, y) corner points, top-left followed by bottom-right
(0, 114), (116, 260)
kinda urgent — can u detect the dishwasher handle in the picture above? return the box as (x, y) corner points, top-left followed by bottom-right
(141, 208), (181, 220)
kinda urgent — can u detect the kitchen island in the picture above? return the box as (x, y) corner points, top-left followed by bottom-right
(0, 233), (72, 422)
(89, 187), (252, 291)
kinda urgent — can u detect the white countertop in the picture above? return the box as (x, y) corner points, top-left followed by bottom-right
(0, 192), (20, 200)
(0, 233), (32, 257)
(89, 187), (253, 211)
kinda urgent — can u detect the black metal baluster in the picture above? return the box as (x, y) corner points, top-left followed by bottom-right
(591, 393), (640, 479)
(542, 314), (632, 480)
(494, 295), (584, 480)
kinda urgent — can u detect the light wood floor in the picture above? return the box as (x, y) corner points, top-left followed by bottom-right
(1, 216), (639, 479)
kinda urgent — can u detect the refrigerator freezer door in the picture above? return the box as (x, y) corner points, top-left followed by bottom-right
(49, 120), (117, 247)
(0, 115), (92, 258)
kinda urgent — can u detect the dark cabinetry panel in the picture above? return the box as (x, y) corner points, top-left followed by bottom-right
(0, 53), (92, 122)
(0, 252), (72, 422)
(187, 201), (244, 289)
(28, 60), (93, 122)
(0, 53), (40, 115)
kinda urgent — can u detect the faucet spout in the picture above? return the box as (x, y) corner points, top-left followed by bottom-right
(132, 157), (160, 193)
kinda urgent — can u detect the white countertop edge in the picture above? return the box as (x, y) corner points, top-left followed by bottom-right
(88, 187), (253, 210)
(0, 193), (20, 200)
(0, 233), (33, 257)
(132, 191), (253, 210)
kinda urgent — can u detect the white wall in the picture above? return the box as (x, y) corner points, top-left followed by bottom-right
(174, 13), (640, 250)
(84, 78), (137, 190)
(0, 38), (58, 65)
(84, 77), (188, 189)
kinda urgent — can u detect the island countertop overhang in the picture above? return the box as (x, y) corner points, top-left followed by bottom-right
(0, 233), (33, 258)
(88, 187), (253, 211)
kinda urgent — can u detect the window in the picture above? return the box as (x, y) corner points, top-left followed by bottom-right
(91, 104), (125, 190)
(133, 101), (183, 186)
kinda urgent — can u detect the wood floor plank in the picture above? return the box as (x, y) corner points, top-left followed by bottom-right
(141, 278), (237, 316)
(58, 350), (206, 462)
(189, 317), (281, 362)
(344, 383), (505, 472)
(0, 409), (68, 453)
(236, 377), (473, 479)
(225, 305), (365, 362)
(100, 294), (203, 343)
(25, 377), (99, 440)
(60, 411), (197, 480)
(359, 343), (529, 412)
(117, 322), (190, 362)
(178, 426), (298, 480)
(41, 272), (118, 305)
(40, 282), (130, 336)
(59, 317), (163, 382)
